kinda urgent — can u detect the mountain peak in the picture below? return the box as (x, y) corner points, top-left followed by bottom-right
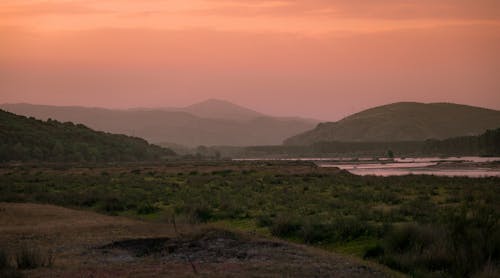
(184, 99), (264, 120)
(192, 98), (235, 105)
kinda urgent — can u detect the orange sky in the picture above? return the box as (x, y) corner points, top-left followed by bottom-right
(1, 0), (500, 120)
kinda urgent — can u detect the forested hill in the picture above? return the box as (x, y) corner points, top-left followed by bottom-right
(285, 102), (500, 145)
(0, 109), (175, 162)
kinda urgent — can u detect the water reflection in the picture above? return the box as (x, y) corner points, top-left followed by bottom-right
(317, 157), (500, 177)
(234, 157), (500, 177)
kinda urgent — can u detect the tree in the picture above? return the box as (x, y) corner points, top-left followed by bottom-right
(387, 150), (394, 159)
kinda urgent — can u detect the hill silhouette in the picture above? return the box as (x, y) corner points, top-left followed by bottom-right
(284, 102), (500, 145)
(182, 99), (264, 120)
(0, 109), (175, 162)
(1, 100), (317, 147)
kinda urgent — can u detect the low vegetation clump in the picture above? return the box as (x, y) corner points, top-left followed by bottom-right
(366, 206), (500, 277)
(0, 162), (499, 276)
(15, 245), (54, 270)
(0, 248), (9, 270)
(0, 245), (53, 277)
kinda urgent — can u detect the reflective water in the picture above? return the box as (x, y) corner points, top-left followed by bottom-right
(234, 157), (500, 177)
(235, 157), (500, 163)
(317, 157), (500, 177)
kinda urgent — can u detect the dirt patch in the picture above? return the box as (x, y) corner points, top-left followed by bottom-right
(102, 237), (170, 257)
(96, 228), (390, 278)
(100, 229), (294, 263)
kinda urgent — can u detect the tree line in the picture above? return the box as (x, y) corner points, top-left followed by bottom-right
(241, 128), (500, 157)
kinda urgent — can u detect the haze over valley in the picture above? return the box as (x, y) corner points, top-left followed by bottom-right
(3, 101), (499, 151)
(1, 100), (318, 147)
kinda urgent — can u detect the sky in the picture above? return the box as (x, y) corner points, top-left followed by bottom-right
(1, 0), (500, 121)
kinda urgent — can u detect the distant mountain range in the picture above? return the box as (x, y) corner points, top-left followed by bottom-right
(0, 109), (175, 162)
(1, 99), (318, 147)
(284, 102), (500, 145)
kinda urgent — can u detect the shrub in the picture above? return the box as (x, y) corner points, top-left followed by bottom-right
(269, 216), (300, 237)
(333, 217), (372, 241)
(363, 244), (384, 259)
(385, 224), (445, 253)
(0, 248), (23, 278)
(446, 206), (500, 277)
(0, 248), (9, 269)
(256, 215), (273, 227)
(379, 224), (453, 274)
(299, 220), (332, 244)
(191, 205), (212, 223)
(211, 170), (232, 176)
(217, 200), (248, 219)
(473, 262), (500, 278)
(136, 203), (159, 215)
(384, 223), (422, 253)
(180, 203), (213, 223)
(0, 268), (23, 278)
(98, 195), (127, 213)
(15, 245), (54, 269)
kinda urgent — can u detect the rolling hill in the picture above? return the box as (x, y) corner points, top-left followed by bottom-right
(1, 100), (317, 147)
(0, 109), (175, 162)
(284, 102), (500, 145)
(181, 98), (265, 120)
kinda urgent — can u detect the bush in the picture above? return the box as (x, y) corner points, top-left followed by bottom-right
(364, 244), (384, 259)
(0, 248), (23, 278)
(446, 206), (500, 277)
(0, 268), (23, 278)
(0, 249), (10, 270)
(379, 224), (453, 274)
(384, 223), (422, 253)
(217, 200), (248, 219)
(333, 217), (372, 241)
(0, 248), (9, 269)
(269, 216), (300, 237)
(15, 245), (54, 269)
(180, 203), (213, 223)
(474, 262), (500, 278)
(256, 215), (273, 227)
(136, 203), (159, 215)
(299, 220), (331, 244)
(98, 195), (127, 213)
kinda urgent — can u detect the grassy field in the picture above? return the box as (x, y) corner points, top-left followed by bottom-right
(1, 161), (499, 277)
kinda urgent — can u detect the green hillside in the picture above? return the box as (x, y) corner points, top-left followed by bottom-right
(285, 102), (500, 145)
(0, 109), (175, 162)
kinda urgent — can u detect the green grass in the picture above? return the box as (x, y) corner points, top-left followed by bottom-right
(119, 210), (163, 221)
(328, 237), (380, 257)
(213, 219), (271, 236)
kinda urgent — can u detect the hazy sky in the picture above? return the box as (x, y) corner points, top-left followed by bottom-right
(1, 0), (500, 120)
